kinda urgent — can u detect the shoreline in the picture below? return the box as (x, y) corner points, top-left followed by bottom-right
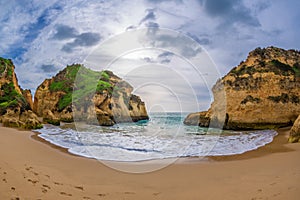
(31, 125), (292, 163)
(0, 125), (299, 199)
(208, 126), (293, 161)
(31, 130), (79, 158)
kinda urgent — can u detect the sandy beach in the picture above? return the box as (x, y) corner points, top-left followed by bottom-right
(0, 126), (299, 200)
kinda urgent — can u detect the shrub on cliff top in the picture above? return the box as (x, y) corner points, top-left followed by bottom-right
(48, 64), (118, 111)
(292, 63), (300, 77)
(229, 59), (298, 77)
(0, 58), (13, 78)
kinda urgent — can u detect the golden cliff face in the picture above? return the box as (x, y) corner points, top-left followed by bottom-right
(0, 58), (42, 129)
(184, 47), (300, 130)
(22, 89), (34, 110)
(34, 65), (149, 126)
(33, 78), (70, 124)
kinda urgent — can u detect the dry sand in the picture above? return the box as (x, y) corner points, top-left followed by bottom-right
(0, 125), (299, 200)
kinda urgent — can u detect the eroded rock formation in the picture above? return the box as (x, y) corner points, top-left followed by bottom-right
(0, 57), (42, 129)
(184, 47), (300, 130)
(34, 64), (149, 126)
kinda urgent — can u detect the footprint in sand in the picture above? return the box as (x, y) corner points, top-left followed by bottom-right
(273, 192), (281, 197)
(2, 178), (7, 183)
(33, 172), (39, 176)
(41, 184), (51, 193)
(27, 179), (38, 184)
(97, 193), (106, 197)
(153, 192), (160, 196)
(54, 181), (63, 186)
(60, 192), (72, 196)
(42, 184), (51, 189)
(74, 186), (84, 191)
(41, 188), (48, 194)
(25, 166), (33, 171)
(25, 166), (39, 176)
(11, 187), (16, 191)
(124, 192), (135, 195)
(83, 197), (91, 200)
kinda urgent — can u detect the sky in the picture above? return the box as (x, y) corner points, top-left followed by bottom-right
(0, 0), (299, 112)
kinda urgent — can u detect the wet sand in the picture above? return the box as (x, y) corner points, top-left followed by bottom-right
(0, 125), (299, 200)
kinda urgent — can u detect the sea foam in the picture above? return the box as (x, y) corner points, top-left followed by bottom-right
(36, 113), (278, 162)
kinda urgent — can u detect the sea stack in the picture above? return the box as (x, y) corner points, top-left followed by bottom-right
(0, 57), (42, 129)
(184, 47), (300, 130)
(34, 64), (149, 126)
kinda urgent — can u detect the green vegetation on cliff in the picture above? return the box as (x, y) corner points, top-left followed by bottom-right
(267, 93), (299, 104)
(229, 59), (300, 77)
(0, 58), (13, 78)
(49, 64), (81, 111)
(241, 95), (261, 104)
(48, 64), (117, 111)
(0, 58), (29, 115)
(292, 63), (300, 77)
(49, 64), (81, 93)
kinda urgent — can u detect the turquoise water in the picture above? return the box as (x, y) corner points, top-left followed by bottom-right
(36, 113), (277, 162)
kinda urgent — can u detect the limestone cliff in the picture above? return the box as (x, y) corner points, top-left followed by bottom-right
(34, 64), (149, 126)
(289, 115), (300, 143)
(0, 57), (42, 129)
(22, 89), (34, 110)
(184, 47), (300, 130)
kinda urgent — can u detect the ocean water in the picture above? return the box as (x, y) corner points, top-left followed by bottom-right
(36, 113), (278, 162)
